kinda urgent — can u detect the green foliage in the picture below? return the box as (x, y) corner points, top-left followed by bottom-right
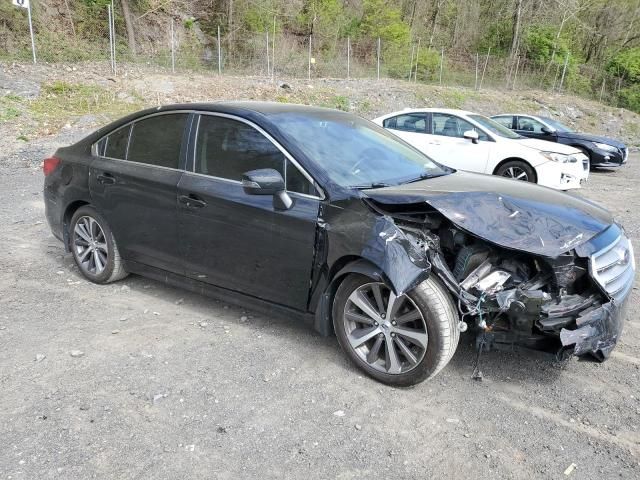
(358, 0), (409, 45)
(618, 84), (640, 113)
(385, 46), (439, 81)
(521, 25), (569, 65)
(328, 95), (350, 111)
(476, 20), (512, 55)
(607, 48), (640, 83)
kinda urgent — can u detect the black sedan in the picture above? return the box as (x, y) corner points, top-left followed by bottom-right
(43, 102), (635, 386)
(491, 114), (628, 168)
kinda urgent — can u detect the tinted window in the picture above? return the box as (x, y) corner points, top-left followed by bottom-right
(431, 113), (488, 141)
(492, 116), (514, 129)
(385, 113), (427, 133)
(468, 114), (521, 139)
(286, 160), (316, 195)
(517, 116), (546, 133)
(128, 113), (188, 168)
(195, 115), (285, 181)
(103, 125), (131, 159)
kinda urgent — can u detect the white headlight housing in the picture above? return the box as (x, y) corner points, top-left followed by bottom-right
(593, 142), (617, 153)
(540, 151), (570, 163)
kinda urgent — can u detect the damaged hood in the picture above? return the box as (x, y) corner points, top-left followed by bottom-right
(363, 171), (613, 257)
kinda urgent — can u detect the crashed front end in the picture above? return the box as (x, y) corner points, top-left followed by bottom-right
(362, 189), (635, 362)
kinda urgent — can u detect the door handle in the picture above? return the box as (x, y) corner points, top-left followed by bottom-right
(179, 194), (207, 208)
(96, 173), (116, 185)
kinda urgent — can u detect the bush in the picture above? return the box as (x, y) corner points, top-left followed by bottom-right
(606, 48), (640, 82)
(618, 84), (640, 113)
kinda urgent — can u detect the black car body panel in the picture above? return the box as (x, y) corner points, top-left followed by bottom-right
(44, 102), (635, 364)
(491, 114), (629, 167)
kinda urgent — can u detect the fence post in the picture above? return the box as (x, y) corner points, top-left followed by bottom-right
(170, 19), (175, 73)
(414, 38), (420, 83)
(347, 37), (351, 79)
(111, 1), (116, 72)
(308, 35), (312, 81)
(599, 78), (606, 103)
(475, 53), (479, 90)
(479, 47), (490, 90)
(26, 0), (36, 63)
(377, 37), (381, 80)
(217, 25), (222, 74)
(107, 5), (115, 74)
(408, 44), (415, 80)
(272, 16), (276, 81)
(559, 52), (569, 91)
(266, 30), (270, 76)
(439, 48), (444, 86)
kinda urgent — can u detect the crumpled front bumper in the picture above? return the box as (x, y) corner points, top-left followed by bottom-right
(559, 294), (630, 360)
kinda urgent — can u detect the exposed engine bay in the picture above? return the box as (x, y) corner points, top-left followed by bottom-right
(364, 200), (627, 362)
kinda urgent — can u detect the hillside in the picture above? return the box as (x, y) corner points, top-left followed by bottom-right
(1, 62), (639, 158)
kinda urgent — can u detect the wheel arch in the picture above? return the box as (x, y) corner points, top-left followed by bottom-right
(313, 256), (388, 337)
(492, 157), (538, 183)
(62, 200), (91, 251)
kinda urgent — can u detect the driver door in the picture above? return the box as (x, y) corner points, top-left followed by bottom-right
(515, 116), (557, 142)
(177, 113), (321, 310)
(426, 113), (491, 173)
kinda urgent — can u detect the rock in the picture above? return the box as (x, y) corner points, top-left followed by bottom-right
(564, 463), (577, 476)
(35, 353), (46, 362)
(143, 309), (149, 314)
(175, 298), (184, 305)
(69, 350), (84, 358)
(279, 82), (291, 90)
(333, 410), (346, 417)
(354, 424), (362, 430)
(120, 285), (130, 292)
(446, 418), (460, 423)
(240, 315), (248, 322)
(111, 330), (120, 335)
(199, 322), (208, 328)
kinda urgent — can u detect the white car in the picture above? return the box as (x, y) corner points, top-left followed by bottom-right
(373, 108), (589, 190)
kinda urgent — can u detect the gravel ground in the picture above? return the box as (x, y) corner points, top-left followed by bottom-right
(0, 127), (639, 479)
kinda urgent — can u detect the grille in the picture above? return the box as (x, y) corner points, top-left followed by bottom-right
(590, 234), (635, 303)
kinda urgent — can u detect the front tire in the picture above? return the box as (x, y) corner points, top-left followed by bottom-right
(333, 274), (459, 386)
(495, 160), (536, 183)
(69, 206), (128, 284)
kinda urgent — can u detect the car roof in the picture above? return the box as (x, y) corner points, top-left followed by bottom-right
(378, 108), (479, 118)
(491, 113), (542, 118)
(150, 101), (341, 117)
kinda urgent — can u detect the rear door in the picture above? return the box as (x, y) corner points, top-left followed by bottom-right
(426, 113), (492, 173)
(177, 113), (321, 310)
(382, 113), (431, 152)
(90, 112), (191, 274)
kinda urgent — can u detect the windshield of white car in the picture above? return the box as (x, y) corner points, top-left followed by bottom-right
(272, 111), (450, 188)
(468, 114), (523, 139)
(539, 116), (574, 132)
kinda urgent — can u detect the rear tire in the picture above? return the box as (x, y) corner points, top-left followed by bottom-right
(69, 206), (128, 284)
(333, 274), (459, 386)
(495, 160), (536, 183)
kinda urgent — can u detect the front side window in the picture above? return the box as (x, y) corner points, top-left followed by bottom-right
(492, 116), (514, 129)
(127, 113), (188, 169)
(431, 113), (489, 141)
(468, 114), (521, 139)
(517, 116), (546, 134)
(384, 113), (427, 133)
(195, 115), (316, 195)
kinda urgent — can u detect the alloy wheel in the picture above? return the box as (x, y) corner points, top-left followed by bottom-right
(502, 166), (529, 181)
(73, 215), (108, 275)
(343, 282), (428, 374)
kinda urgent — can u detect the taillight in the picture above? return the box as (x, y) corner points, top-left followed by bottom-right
(43, 156), (61, 176)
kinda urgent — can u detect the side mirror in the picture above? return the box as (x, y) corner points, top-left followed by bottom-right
(541, 126), (556, 135)
(241, 168), (293, 210)
(463, 129), (479, 144)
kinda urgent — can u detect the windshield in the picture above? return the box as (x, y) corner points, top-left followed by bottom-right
(271, 110), (449, 188)
(468, 114), (522, 139)
(539, 116), (573, 132)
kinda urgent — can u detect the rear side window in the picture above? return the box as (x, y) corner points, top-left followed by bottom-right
(492, 116), (514, 129)
(127, 113), (188, 169)
(103, 125), (131, 159)
(517, 116), (546, 134)
(384, 113), (427, 133)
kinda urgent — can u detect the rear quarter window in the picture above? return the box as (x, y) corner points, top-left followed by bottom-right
(102, 125), (131, 159)
(127, 113), (188, 169)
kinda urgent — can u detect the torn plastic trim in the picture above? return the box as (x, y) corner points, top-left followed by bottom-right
(360, 216), (431, 295)
(559, 296), (629, 360)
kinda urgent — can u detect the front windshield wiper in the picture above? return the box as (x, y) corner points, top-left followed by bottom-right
(351, 182), (391, 189)
(399, 172), (447, 184)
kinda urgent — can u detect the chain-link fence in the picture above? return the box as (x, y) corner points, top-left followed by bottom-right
(0, 1), (628, 107)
